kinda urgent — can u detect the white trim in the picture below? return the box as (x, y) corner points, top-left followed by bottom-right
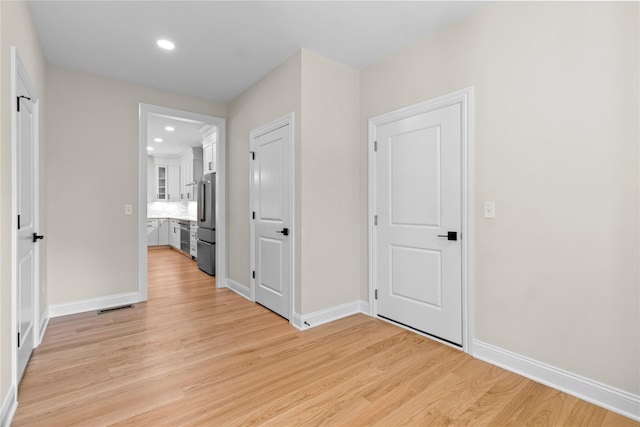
(138, 104), (227, 299)
(38, 308), (49, 346)
(359, 300), (370, 315)
(48, 292), (140, 318)
(291, 300), (363, 331)
(368, 87), (475, 352)
(0, 386), (17, 427)
(249, 113), (295, 321)
(226, 279), (251, 301)
(474, 340), (640, 422)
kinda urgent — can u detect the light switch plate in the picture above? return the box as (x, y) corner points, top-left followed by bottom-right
(124, 204), (133, 215)
(483, 202), (495, 219)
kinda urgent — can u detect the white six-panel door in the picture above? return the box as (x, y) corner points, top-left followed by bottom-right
(251, 120), (292, 320)
(15, 58), (39, 382)
(374, 102), (463, 345)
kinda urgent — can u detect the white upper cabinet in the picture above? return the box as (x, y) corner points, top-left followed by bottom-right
(179, 147), (203, 201)
(154, 163), (180, 201)
(167, 164), (180, 201)
(155, 165), (168, 201)
(201, 126), (217, 174)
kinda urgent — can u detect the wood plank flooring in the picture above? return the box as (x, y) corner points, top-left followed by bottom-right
(13, 248), (637, 426)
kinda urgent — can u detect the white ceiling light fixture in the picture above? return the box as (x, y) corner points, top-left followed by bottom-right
(165, 126), (175, 132)
(154, 138), (163, 142)
(147, 147), (154, 151)
(156, 39), (175, 50)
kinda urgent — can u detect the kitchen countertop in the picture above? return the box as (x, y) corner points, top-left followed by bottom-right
(148, 216), (197, 222)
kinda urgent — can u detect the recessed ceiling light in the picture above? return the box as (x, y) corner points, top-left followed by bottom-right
(157, 39), (175, 50)
(154, 138), (163, 142)
(165, 126), (175, 132)
(147, 147), (154, 151)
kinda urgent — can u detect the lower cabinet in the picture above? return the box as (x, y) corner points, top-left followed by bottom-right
(148, 218), (169, 246)
(147, 219), (159, 246)
(169, 219), (180, 249)
(158, 219), (169, 245)
(190, 222), (197, 258)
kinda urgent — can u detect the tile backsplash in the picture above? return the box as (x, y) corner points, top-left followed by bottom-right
(148, 201), (197, 218)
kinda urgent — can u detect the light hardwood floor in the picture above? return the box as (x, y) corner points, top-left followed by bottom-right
(13, 248), (637, 426)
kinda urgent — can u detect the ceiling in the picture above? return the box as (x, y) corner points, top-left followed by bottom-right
(147, 114), (204, 156)
(27, 1), (488, 104)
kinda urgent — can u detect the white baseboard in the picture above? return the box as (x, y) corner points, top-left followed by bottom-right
(226, 279), (251, 301)
(48, 292), (141, 318)
(215, 276), (227, 288)
(38, 308), (50, 345)
(0, 386), (17, 427)
(292, 300), (367, 331)
(359, 300), (370, 315)
(473, 340), (640, 422)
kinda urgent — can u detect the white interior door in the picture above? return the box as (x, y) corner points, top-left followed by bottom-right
(251, 121), (292, 320)
(15, 67), (39, 381)
(374, 103), (463, 345)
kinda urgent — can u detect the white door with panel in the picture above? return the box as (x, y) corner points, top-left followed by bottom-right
(374, 103), (463, 345)
(251, 122), (292, 320)
(16, 66), (40, 381)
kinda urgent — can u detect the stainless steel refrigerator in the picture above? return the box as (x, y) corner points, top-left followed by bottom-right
(197, 172), (215, 275)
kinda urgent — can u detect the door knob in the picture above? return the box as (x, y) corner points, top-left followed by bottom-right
(437, 231), (457, 241)
(276, 228), (289, 236)
(32, 233), (44, 242)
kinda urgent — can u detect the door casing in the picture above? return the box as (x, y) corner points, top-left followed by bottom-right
(138, 104), (227, 299)
(368, 87), (475, 353)
(249, 113), (295, 322)
(11, 46), (42, 389)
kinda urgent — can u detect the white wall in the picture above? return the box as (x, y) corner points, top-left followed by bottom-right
(0, 0), (47, 412)
(300, 50), (360, 314)
(45, 65), (225, 306)
(226, 50), (361, 316)
(226, 51), (302, 308)
(360, 2), (639, 394)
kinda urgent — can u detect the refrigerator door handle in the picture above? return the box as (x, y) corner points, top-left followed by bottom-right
(198, 181), (206, 222)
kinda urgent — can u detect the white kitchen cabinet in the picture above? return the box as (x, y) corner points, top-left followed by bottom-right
(167, 164), (180, 201)
(190, 222), (198, 258)
(202, 127), (217, 174)
(155, 166), (167, 201)
(158, 218), (169, 245)
(155, 163), (180, 201)
(147, 219), (159, 246)
(169, 219), (181, 249)
(203, 141), (216, 174)
(180, 147), (203, 201)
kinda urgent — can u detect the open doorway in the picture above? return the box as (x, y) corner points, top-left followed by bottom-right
(138, 104), (226, 301)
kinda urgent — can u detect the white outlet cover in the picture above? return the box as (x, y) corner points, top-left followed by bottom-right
(483, 202), (495, 219)
(124, 204), (133, 215)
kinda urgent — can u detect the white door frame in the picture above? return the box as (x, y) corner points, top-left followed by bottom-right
(368, 87), (475, 353)
(11, 46), (42, 388)
(249, 113), (295, 321)
(138, 104), (227, 300)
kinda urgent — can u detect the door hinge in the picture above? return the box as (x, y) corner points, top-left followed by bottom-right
(252, 211), (255, 220)
(375, 289), (378, 300)
(17, 331), (21, 348)
(374, 141), (378, 152)
(250, 151), (255, 160)
(17, 215), (20, 230)
(252, 270), (256, 279)
(374, 215), (378, 226)
(17, 95), (31, 112)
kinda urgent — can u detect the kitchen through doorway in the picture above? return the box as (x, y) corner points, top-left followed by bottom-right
(138, 104), (226, 301)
